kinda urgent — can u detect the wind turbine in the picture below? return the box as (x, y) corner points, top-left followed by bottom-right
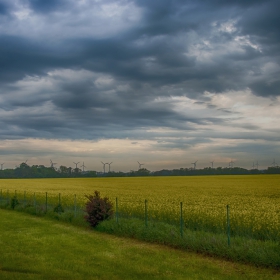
(210, 161), (214, 168)
(73, 162), (80, 169)
(255, 161), (259, 169)
(252, 162), (255, 169)
(272, 158), (277, 167)
(81, 162), (86, 172)
(0, 163), (4, 170)
(50, 159), (57, 168)
(108, 162), (113, 172)
(191, 160), (197, 170)
(101, 161), (106, 174)
(137, 161), (144, 170)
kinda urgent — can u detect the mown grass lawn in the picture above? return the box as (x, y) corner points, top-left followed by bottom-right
(0, 209), (279, 280)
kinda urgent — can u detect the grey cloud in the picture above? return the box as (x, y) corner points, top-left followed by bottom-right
(250, 80), (280, 97)
(0, 0), (279, 167)
(1, 0), (279, 98)
(212, 141), (280, 155)
(0, 2), (8, 14)
(0, 35), (74, 83)
(27, 0), (68, 13)
(153, 137), (213, 150)
(238, 0), (280, 42)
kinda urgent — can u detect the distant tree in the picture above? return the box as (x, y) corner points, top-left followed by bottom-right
(135, 168), (150, 176)
(59, 165), (69, 174)
(266, 166), (280, 174)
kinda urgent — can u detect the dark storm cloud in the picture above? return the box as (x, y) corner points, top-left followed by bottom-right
(238, 0), (280, 42)
(0, 35), (82, 84)
(27, 0), (67, 13)
(131, 0), (280, 97)
(0, 0), (279, 147)
(250, 80), (280, 97)
(86, 1), (274, 96)
(1, 0), (279, 93)
(0, 2), (8, 14)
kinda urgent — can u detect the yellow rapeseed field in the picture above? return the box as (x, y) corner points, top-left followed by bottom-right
(1, 175), (279, 240)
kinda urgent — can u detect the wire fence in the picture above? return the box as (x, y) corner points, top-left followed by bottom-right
(0, 189), (85, 219)
(0, 189), (279, 244)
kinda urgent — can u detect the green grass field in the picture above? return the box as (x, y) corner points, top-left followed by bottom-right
(0, 175), (279, 269)
(1, 209), (279, 280)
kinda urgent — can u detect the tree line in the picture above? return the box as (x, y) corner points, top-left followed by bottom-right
(0, 162), (279, 178)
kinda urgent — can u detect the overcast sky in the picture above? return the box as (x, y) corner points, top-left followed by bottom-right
(0, 0), (279, 171)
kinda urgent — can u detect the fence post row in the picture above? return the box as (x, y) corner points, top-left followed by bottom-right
(33, 192), (36, 208)
(145, 199), (148, 227)
(227, 205), (230, 246)
(74, 194), (77, 218)
(45, 192), (48, 213)
(180, 202), (183, 238)
(115, 197), (119, 223)
(24, 191), (26, 207)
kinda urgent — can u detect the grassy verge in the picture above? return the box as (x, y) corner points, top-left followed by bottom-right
(1, 199), (280, 270)
(96, 218), (280, 269)
(1, 209), (280, 280)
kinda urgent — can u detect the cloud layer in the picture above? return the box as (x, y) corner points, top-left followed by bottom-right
(0, 0), (279, 170)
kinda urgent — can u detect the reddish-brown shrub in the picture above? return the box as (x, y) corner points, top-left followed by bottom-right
(84, 191), (114, 227)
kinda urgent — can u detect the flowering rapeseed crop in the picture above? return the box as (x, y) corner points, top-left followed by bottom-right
(1, 175), (279, 240)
